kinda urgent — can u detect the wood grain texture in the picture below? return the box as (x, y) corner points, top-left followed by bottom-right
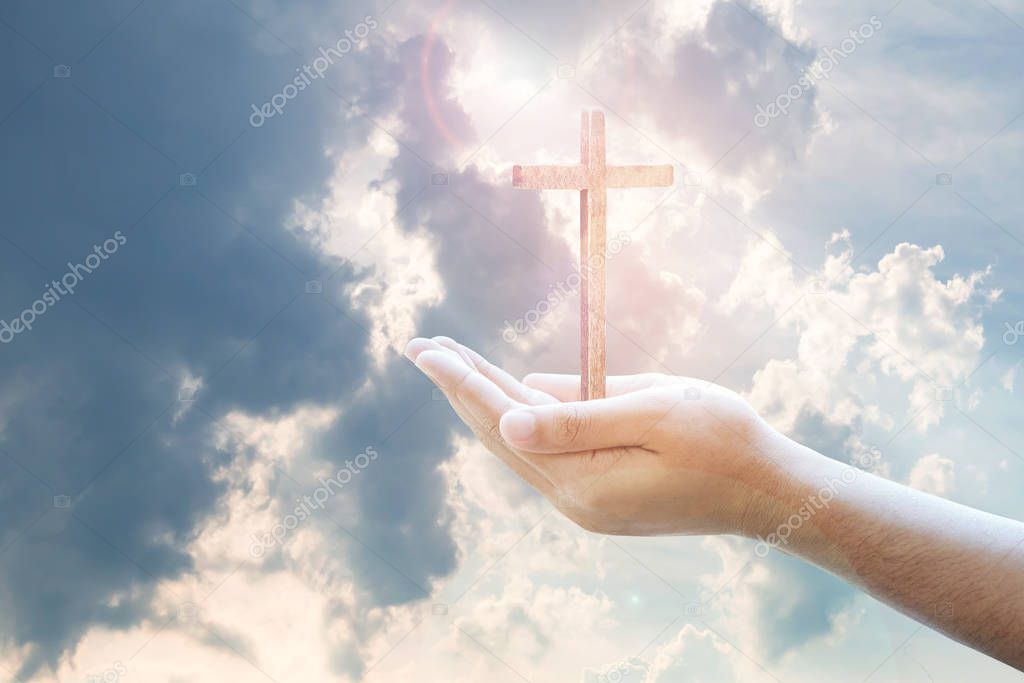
(512, 165), (587, 189)
(607, 164), (674, 188)
(579, 112), (592, 400)
(585, 111), (607, 400)
(512, 110), (674, 400)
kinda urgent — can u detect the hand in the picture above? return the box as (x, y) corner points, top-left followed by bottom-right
(405, 337), (782, 537)
(407, 337), (1024, 669)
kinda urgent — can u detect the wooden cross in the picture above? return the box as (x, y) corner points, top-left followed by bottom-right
(513, 111), (673, 400)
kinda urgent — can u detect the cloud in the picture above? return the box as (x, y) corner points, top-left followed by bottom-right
(907, 453), (956, 497)
(742, 556), (857, 662)
(0, 3), (408, 676)
(0, 0), (588, 671)
(456, 576), (616, 663)
(585, 1), (825, 190)
(3, 0), (1022, 680)
(694, 537), (858, 667)
(643, 622), (779, 683)
(723, 232), (994, 434)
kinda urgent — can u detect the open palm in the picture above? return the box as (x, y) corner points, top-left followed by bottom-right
(406, 337), (775, 537)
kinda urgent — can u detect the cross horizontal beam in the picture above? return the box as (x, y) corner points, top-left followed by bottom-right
(607, 165), (674, 188)
(512, 163), (674, 190)
(512, 165), (586, 190)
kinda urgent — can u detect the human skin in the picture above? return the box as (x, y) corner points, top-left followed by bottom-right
(405, 336), (1024, 671)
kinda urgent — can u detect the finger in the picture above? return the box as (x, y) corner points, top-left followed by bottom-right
(410, 341), (498, 429)
(414, 350), (556, 492)
(404, 337), (443, 363)
(522, 373), (667, 402)
(499, 393), (663, 454)
(415, 350), (521, 435)
(406, 337), (480, 376)
(421, 364), (506, 452)
(432, 337), (557, 406)
(407, 338), (494, 430)
(410, 344), (495, 427)
(442, 384), (556, 495)
(430, 336), (477, 368)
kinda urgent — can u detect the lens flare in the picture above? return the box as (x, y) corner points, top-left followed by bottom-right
(421, 0), (465, 150)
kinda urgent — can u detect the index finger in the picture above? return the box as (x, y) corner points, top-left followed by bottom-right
(412, 348), (559, 487)
(431, 337), (558, 406)
(415, 350), (521, 434)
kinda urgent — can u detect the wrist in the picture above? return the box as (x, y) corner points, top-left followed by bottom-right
(737, 422), (852, 545)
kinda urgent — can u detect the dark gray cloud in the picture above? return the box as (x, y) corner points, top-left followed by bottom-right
(0, 0), (569, 677)
(0, 0), (843, 678)
(754, 552), (857, 661)
(0, 0), (381, 676)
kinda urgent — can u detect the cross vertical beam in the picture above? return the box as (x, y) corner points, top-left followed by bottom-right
(579, 113), (591, 400)
(581, 111), (607, 400)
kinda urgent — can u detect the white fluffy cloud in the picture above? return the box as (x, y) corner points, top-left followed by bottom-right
(908, 453), (956, 497)
(723, 231), (994, 434)
(645, 625), (739, 683)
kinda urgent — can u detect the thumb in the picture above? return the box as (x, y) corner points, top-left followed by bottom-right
(499, 393), (660, 453)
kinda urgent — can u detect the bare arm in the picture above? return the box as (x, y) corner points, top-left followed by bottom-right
(754, 430), (1024, 668)
(406, 336), (1024, 670)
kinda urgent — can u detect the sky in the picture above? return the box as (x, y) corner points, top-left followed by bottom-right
(0, 0), (1023, 681)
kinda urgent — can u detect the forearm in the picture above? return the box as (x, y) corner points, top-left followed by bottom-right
(750, 427), (1024, 669)
(409, 343), (1023, 664)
